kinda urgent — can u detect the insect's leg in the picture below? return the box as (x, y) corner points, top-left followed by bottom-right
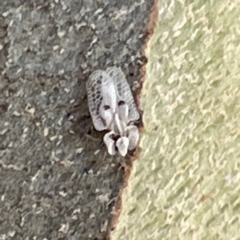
(126, 125), (140, 150)
(84, 133), (101, 142)
(103, 131), (116, 155)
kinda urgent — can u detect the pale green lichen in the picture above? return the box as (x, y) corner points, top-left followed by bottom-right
(113, 0), (240, 239)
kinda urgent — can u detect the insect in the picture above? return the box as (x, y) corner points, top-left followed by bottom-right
(86, 67), (140, 156)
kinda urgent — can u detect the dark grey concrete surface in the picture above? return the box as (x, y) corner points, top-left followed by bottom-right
(0, 1), (156, 239)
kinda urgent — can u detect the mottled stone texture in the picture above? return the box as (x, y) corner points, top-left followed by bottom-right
(0, 0), (155, 239)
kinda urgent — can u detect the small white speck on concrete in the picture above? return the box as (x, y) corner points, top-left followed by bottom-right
(41, 91), (47, 96)
(87, 49), (93, 56)
(60, 48), (65, 54)
(25, 103), (36, 116)
(1, 195), (5, 201)
(0, 129), (8, 135)
(94, 8), (103, 15)
(62, 3), (67, 10)
(88, 169), (93, 174)
(31, 171), (40, 182)
(94, 149), (100, 155)
(57, 31), (65, 38)
(16, 68), (22, 74)
(75, 22), (87, 30)
(2, 11), (9, 17)
(22, 133), (27, 139)
(100, 221), (108, 233)
(8, 231), (15, 237)
(76, 148), (83, 154)
(58, 69), (64, 75)
(71, 215), (77, 220)
(98, 194), (110, 203)
(90, 37), (98, 47)
(50, 135), (58, 141)
(64, 88), (70, 93)
(68, 114), (74, 121)
(0, 44), (3, 51)
(26, 107), (35, 116)
(31, 39), (38, 45)
(0, 234), (6, 240)
(50, 3), (55, 9)
(53, 45), (59, 51)
(8, 104), (13, 110)
(80, 62), (87, 69)
(20, 215), (25, 227)
(59, 191), (67, 197)
(55, 149), (62, 156)
(13, 111), (21, 116)
(59, 223), (69, 234)
(43, 128), (49, 137)
(57, 117), (63, 126)
(9, 20), (14, 27)
(3, 122), (9, 126)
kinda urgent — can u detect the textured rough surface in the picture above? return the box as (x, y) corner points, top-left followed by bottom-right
(0, 1), (155, 239)
(113, 0), (240, 239)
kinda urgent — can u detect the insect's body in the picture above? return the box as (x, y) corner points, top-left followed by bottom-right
(99, 77), (118, 130)
(115, 100), (129, 128)
(86, 67), (140, 157)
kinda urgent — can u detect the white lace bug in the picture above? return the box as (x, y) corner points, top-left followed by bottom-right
(86, 67), (140, 156)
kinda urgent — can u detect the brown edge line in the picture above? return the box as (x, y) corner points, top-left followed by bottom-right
(105, 0), (160, 239)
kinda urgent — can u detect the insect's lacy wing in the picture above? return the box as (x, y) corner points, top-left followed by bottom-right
(106, 67), (139, 122)
(86, 70), (108, 131)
